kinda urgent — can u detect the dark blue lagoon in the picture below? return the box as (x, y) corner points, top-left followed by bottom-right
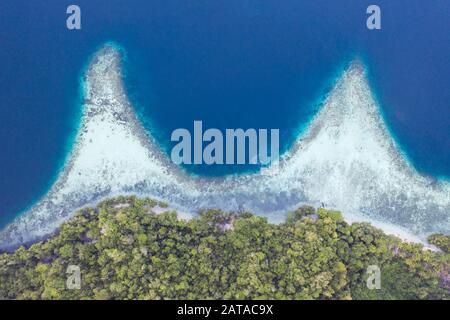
(0, 0), (449, 228)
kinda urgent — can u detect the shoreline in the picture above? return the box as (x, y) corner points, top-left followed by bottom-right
(1, 43), (449, 250)
(0, 194), (439, 253)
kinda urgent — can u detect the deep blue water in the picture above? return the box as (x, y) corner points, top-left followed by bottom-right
(0, 0), (449, 227)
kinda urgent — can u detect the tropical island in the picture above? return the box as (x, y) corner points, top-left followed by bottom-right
(1, 44), (449, 300)
(1, 196), (449, 300)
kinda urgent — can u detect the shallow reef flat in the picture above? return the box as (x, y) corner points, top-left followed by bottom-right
(0, 44), (449, 250)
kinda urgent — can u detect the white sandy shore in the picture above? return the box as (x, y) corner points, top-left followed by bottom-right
(0, 44), (449, 250)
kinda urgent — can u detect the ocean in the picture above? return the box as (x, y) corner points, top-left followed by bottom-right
(0, 0), (449, 228)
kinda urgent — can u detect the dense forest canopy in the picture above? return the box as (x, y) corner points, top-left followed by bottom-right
(0, 196), (449, 300)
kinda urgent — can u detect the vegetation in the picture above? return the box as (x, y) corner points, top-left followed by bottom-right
(428, 234), (450, 254)
(0, 196), (448, 300)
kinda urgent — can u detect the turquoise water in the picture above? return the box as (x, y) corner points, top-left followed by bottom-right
(0, 0), (449, 228)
